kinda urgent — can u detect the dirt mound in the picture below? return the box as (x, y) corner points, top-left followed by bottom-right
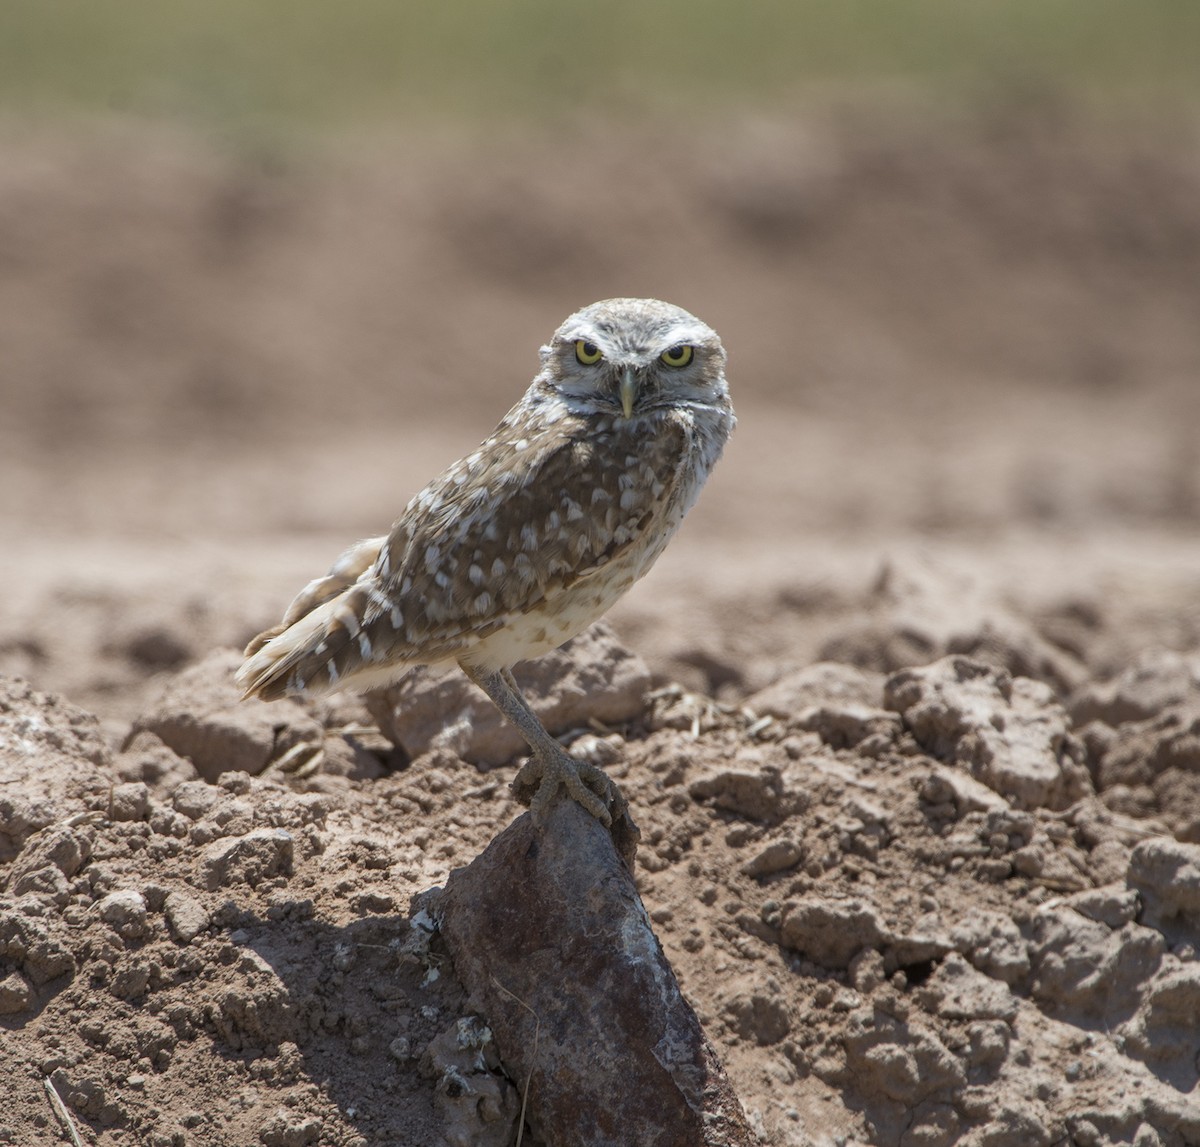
(3, 608), (1200, 1145)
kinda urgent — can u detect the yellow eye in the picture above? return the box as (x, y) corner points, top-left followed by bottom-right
(660, 344), (694, 368)
(575, 339), (603, 366)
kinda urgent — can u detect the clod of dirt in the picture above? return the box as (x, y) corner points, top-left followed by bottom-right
(741, 837), (805, 878)
(0, 675), (110, 859)
(886, 655), (1092, 810)
(4, 823), (92, 905)
(0, 969), (33, 1013)
(745, 661), (885, 719)
(920, 765), (1010, 817)
(1028, 905), (1165, 1020)
(419, 1016), (519, 1147)
(1096, 703), (1200, 838)
(917, 952), (1018, 1023)
(1071, 649), (1200, 727)
(163, 890), (210, 942)
(199, 827), (295, 891)
(950, 910), (1031, 986)
(0, 908), (76, 986)
(1064, 884), (1141, 930)
(126, 649), (320, 781)
(96, 889), (150, 940)
(437, 798), (756, 1147)
(688, 760), (791, 822)
(1122, 963), (1200, 1091)
(841, 1005), (966, 1106)
(779, 897), (885, 970)
(367, 621), (651, 766)
(1127, 837), (1200, 939)
(114, 729), (199, 794)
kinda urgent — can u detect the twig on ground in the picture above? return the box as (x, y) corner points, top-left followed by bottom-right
(43, 1076), (86, 1147)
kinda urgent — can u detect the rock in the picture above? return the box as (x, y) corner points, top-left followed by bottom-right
(779, 898), (884, 970)
(1127, 837), (1200, 940)
(885, 656), (1091, 810)
(950, 911), (1030, 986)
(164, 891), (210, 943)
(127, 649), (320, 781)
(199, 829), (294, 891)
(438, 798), (756, 1147)
(368, 621), (650, 766)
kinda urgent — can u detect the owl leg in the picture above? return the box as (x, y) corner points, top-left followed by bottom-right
(458, 662), (621, 828)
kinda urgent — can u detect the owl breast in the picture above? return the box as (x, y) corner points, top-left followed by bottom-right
(461, 399), (733, 672)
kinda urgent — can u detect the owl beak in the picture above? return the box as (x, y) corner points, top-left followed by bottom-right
(619, 367), (637, 419)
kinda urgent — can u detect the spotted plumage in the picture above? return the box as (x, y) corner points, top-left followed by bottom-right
(237, 298), (734, 826)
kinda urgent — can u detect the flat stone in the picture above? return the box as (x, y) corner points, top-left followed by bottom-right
(164, 891), (210, 943)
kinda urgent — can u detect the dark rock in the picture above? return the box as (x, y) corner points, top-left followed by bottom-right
(438, 798), (755, 1147)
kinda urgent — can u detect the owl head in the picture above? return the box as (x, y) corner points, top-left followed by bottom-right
(538, 297), (728, 418)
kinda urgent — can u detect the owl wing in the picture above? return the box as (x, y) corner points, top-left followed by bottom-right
(380, 407), (689, 642)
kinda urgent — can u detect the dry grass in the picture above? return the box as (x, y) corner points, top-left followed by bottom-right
(1, 0), (1197, 134)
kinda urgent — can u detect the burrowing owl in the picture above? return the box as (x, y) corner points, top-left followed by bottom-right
(237, 298), (734, 827)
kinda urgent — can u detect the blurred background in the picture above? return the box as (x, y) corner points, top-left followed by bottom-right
(1, 0), (1199, 715)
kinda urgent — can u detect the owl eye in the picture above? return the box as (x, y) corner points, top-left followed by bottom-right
(575, 340), (603, 365)
(660, 344), (694, 368)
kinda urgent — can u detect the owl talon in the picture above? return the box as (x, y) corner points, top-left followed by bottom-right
(513, 751), (618, 829)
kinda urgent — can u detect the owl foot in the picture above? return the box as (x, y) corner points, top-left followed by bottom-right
(512, 748), (622, 829)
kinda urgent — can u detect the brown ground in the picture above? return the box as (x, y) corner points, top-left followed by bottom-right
(2, 102), (1200, 1146)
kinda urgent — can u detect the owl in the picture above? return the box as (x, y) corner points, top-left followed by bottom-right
(237, 298), (734, 828)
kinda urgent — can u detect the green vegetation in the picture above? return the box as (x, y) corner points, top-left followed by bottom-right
(1, 0), (1197, 130)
